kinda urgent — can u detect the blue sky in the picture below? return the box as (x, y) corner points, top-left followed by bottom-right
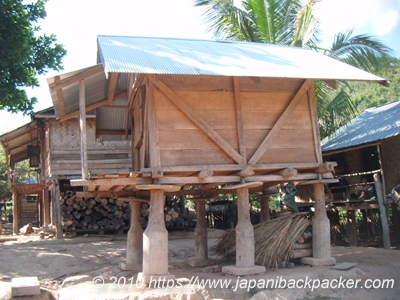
(2, 0), (400, 131)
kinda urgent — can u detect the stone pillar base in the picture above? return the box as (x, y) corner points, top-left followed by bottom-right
(188, 259), (216, 267)
(222, 265), (266, 276)
(119, 262), (142, 271)
(137, 272), (175, 284)
(300, 257), (336, 266)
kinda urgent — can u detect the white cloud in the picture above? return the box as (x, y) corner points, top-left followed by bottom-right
(373, 9), (400, 35)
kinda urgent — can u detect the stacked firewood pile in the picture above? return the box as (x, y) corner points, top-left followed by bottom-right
(139, 202), (197, 229)
(60, 190), (130, 232)
(60, 191), (197, 232)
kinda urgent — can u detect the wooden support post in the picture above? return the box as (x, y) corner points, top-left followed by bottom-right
(79, 79), (88, 179)
(222, 182), (265, 276)
(51, 191), (56, 226)
(189, 198), (214, 267)
(195, 200), (207, 260)
(179, 195), (186, 214)
(122, 201), (143, 270)
(42, 189), (50, 226)
(12, 191), (19, 235)
(137, 185), (180, 283)
(374, 173), (391, 249)
(236, 187), (255, 267)
(301, 183), (336, 266)
(347, 210), (358, 246)
(260, 197), (270, 223)
(52, 180), (63, 239)
(233, 77), (246, 162)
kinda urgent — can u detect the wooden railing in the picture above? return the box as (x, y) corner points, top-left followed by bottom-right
(12, 169), (40, 185)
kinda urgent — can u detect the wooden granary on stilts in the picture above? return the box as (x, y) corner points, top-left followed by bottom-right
(46, 36), (387, 280)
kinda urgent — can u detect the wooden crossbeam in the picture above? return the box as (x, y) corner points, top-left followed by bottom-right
(149, 75), (246, 165)
(70, 177), (152, 186)
(147, 81), (161, 169)
(248, 79), (312, 164)
(322, 80), (338, 89)
(141, 162), (321, 174)
(55, 76), (66, 116)
(107, 73), (119, 104)
(308, 82), (323, 163)
(233, 77), (246, 162)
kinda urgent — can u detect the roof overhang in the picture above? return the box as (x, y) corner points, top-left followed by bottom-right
(0, 121), (39, 165)
(46, 36), (389, 132)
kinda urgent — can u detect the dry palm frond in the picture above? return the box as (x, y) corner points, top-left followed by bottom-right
(211, 213), (311, 268)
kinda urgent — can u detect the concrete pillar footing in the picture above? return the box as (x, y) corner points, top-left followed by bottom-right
(188, 259), (216, 267)
(222, 265), (266, 276)
(11, 277), (40, 297)
(300, 257), (336, 266)
(119, 262), (142, 271)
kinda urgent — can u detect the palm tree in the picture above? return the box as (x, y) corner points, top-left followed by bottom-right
(194, 0), (392, 138)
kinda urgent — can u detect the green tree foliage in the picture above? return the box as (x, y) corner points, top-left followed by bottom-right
(345, 57), (400, 113)
(195, 0), (393, 138)
(0, 0), (66, 114)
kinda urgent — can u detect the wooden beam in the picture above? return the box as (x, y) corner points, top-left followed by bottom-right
(147, 80), (161, 169)
(149, 75), (245, 165)
(53, 180), (63, 239)
(50, 65), (104, 92)
(233, 77), (246, 162)
(322, 80), (338, 89)
(277, 168), (298, 177)
(70, 177), (153, 186)
(141, 162), (321, 174)
(248, 79), (312, 164)
(295, 179), (338, 186)
(308, 82), (323, 163)
(55, 76), (66, 116)
(239, 166), (255, 177)
(60, 92), (127, 122)
(79, 79), (88, 180)
(96, 129), (132, 136)
(126, 75), (146, 137)
(103, 105), (128, 109)
(198, 168), (214, 179)
(107, 73), (120, 104)
(155, 173), (331, 185)
(314, 162), (337, 174)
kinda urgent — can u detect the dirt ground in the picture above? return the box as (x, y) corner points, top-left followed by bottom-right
(0, 227), (399, 300)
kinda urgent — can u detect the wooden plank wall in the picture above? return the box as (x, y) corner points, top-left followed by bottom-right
(151, 75), (317, 167)
(49, 119), (132, 176)
(380, 136), (400, 193)
(20, 194), (38, 227)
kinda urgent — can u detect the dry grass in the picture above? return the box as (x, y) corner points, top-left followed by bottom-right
(211, 213), (311, 268)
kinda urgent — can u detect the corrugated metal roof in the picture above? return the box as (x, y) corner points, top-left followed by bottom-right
(47, 65), (108, 117)
(0, 121), (39, 164)
(97, 35), (387, 85)
(321, 100), (400, 152)
(96, 96), (130, 141)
